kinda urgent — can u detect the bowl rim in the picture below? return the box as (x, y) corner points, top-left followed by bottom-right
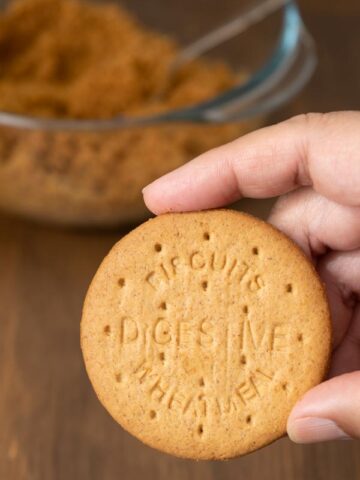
(0, 1), (312, 131)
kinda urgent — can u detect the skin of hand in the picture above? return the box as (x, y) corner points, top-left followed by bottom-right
(143, 111), (360, 444)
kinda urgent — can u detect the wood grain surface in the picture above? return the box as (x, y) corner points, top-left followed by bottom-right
(1, 0), (360, 479)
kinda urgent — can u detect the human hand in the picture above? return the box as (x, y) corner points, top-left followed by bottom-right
(143, 111), (360, 444)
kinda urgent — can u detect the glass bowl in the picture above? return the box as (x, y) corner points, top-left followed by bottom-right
(0, 0), (315, 227)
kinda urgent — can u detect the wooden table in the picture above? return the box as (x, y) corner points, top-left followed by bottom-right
(1, 1), (360, 478)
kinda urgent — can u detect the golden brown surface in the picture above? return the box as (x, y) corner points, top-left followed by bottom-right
(81, 211), (331, 459)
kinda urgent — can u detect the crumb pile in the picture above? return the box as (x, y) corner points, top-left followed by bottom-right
(0, 0), (259, 226)
(0, 0), (235, 119)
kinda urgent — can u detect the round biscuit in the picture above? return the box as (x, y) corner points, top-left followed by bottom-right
(81, 210), (331, 460)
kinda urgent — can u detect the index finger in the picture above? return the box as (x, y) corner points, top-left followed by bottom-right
(143, 112), (360, 214)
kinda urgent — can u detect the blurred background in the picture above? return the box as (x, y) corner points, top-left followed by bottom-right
(0, 0), (359, 479)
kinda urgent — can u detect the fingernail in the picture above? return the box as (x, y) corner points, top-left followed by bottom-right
(288, 417), (351, 444)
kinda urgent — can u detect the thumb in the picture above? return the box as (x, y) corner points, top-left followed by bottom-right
(287, 372), (360, 443)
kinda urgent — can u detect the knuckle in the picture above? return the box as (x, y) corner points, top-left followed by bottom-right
(288, 112), (329, 129)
